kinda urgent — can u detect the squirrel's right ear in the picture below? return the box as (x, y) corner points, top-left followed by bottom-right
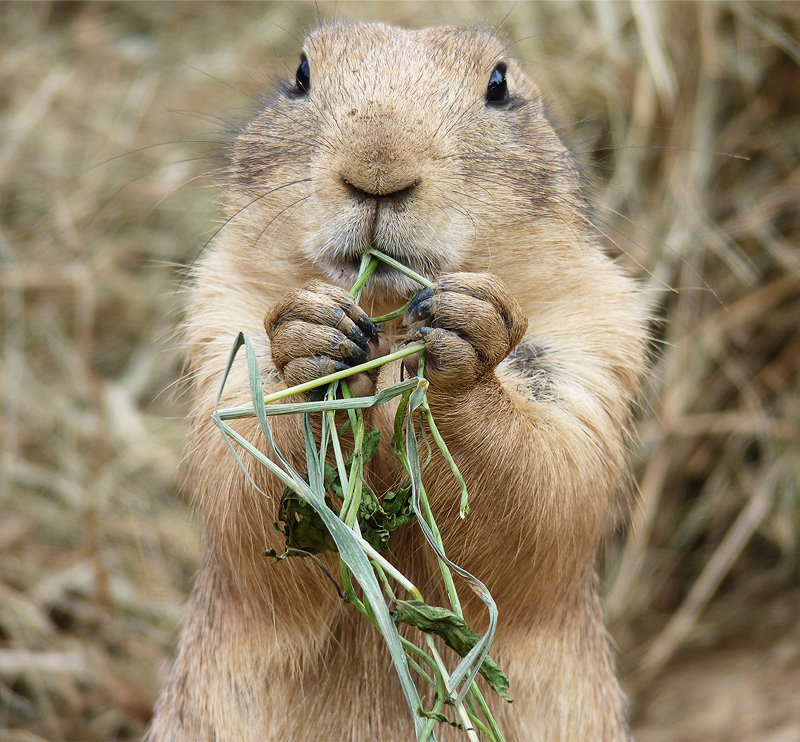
(294, 56), (310, 95)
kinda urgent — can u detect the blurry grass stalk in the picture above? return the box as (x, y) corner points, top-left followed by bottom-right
(211, 250), (506, 741)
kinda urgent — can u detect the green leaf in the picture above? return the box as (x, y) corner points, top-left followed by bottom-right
(383, 483), (415, 520)
(278, 476), (415, 554)
(276, 490), (339, 555)
(261, 548), (286, 560)
(417, 708), (462, 728)
(393, 600), (512, 702)
(359, 482), (415, 551)
(361, 427), (382, 465)
(274, 428), (415, 554)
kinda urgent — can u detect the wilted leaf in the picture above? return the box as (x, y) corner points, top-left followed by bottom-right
(275, 490), (338, 555)
(417, 707), (462, 728)
(275, 429), (415, 554)
(393, 600), (512, 702)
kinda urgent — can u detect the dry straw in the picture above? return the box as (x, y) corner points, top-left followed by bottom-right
(2, 3), (799, 740)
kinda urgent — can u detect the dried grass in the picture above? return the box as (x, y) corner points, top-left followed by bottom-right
(1, 2), (798, 740)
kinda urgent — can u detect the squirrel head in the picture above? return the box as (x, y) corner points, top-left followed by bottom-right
(227, 23), (583, 299)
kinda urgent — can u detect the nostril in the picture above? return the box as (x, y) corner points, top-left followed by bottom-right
(341, 178), (370, 202)
(385, 180), (419, 204)
(340, 176), (420, 205)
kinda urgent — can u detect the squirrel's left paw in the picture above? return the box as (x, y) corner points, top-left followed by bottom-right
(403, 273), (527, 390)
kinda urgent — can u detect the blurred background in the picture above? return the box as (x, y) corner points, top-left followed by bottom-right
(1, 2), (798, 740)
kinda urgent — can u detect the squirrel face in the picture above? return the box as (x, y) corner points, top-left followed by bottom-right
(231, 23), (581, 299)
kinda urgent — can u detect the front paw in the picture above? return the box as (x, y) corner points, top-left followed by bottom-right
(265, 281), (381, 394)
(402, 273), (527, 390)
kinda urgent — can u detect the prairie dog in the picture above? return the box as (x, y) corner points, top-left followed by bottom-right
(148, 22), (647, 742)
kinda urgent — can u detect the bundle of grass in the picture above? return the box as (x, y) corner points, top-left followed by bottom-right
(213, 250), (510, 741)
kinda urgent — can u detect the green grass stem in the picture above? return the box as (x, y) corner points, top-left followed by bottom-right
(367, 248), (434, 289)
(350, 253), (380, 300)
(422, 399), (470, 517)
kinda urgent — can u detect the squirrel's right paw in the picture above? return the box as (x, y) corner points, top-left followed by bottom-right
(265, 281), (381, 393)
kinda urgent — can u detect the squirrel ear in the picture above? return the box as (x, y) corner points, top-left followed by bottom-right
(486, 63), (508, 105)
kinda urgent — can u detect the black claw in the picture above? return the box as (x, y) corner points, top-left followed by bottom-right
(356, 315), (380, 344)
(342, 321), (369, 351)
(329, 359), (351, 373)
(340, 340), (369, 366)
(344, 303), (379, 344)
(329, 304), (375, 350)
(404, 287), (436, 323)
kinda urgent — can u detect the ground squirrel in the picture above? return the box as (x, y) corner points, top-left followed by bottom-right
(148, 22), (647, 742)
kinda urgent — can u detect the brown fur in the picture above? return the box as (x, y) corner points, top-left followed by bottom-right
(147, 22), (647, 742)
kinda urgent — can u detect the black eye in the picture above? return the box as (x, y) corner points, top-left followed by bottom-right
(294, 56), (310, 95)
(486, 63), (508, 105)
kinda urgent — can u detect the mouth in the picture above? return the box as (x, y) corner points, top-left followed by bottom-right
(317, 247), (436, 300)
(352, 246), (436, 282)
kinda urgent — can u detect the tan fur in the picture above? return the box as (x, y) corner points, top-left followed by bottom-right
(148, 22), (647, 742)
